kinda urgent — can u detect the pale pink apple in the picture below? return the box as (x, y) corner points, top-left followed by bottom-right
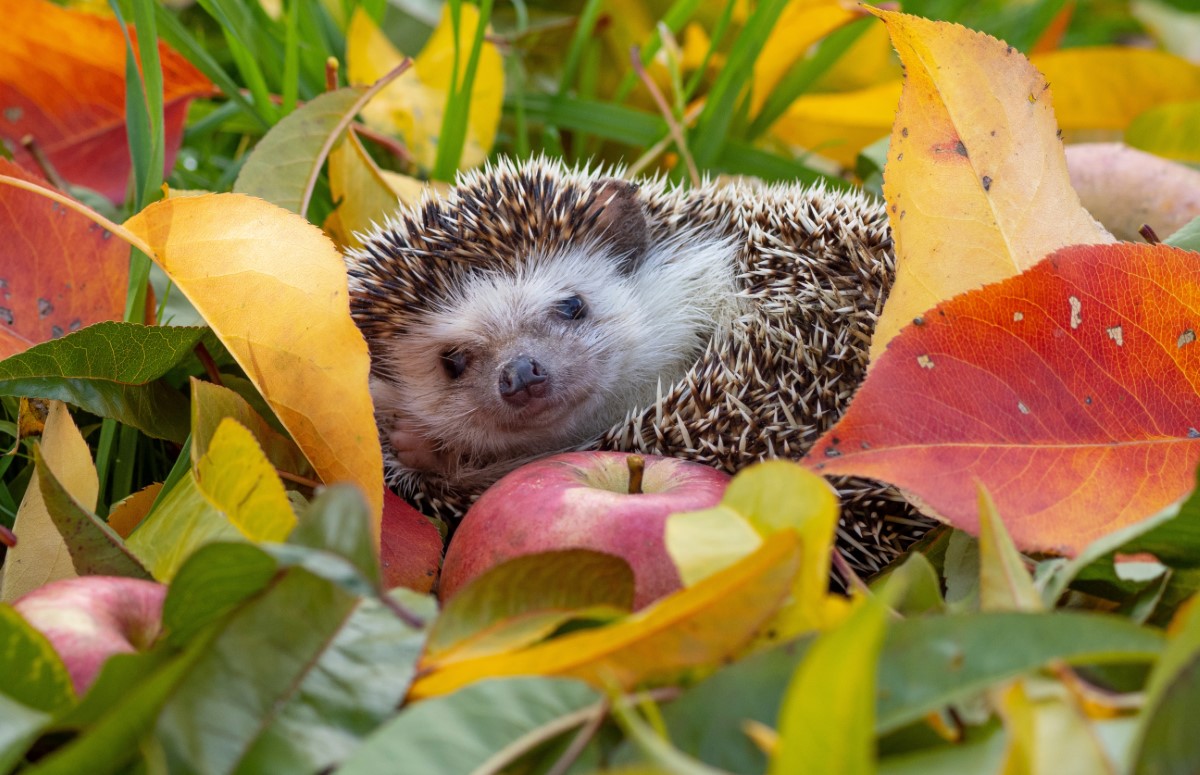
(14, 576), (167, 695)
(440, 452), (731, 609)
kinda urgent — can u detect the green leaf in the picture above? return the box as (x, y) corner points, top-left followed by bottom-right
(0, 322), (209, 442)
(190, 379), (310, 478)
(233, 87), (363, 214)
(612, 698), (730, 775)
(1165, 216), (1200, 252)
(770, 596), (888, 775)
(153, 567), (420, 774)
(878, 612), (1164, 733)
(872, 552), (945, 617)
(231, 592), (432, 775)
(1132, 599), (1200, 774)
(878, 722), (1007, 775)
(977, 487), (1041, 612)
(1127, 100), (1200, 163)
(34, 451), (151, 579)
(0, 605), (74, 713)
(425, 550), (634, 664)
(0, 693), (51, 775)
(163, 542), (280, 647)
(288, 483), (381, 589)
(338, 677), (602, 775)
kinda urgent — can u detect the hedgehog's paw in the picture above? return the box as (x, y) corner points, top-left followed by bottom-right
(387, 426), (448, 474)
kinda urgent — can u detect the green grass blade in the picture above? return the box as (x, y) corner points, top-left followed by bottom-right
(433, 0), (496, 181)
(282, 0), (300, 115)
(556, 0), (605, 97)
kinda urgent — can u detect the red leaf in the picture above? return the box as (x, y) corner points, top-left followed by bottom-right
(0, 160), (129, 358)
(0, 0), (213, 203)
(380, 488), (443, 593)
(806, 242), (1200, 556)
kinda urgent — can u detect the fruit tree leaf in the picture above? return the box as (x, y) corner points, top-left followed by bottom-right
(379, 488), (444, 593)
(0, 605), (74, 712)
(1132, 598), (1200, 774)
(0, 321), (208, 442)
(0, 0), (212, 203)
(1167, 217), (1200, 253)
(106, 483), (164, 539)
(877, 611), (1163, 733)
(0, 694), (51, 775)
(409, 531), (801, 699)
(127, 418), (296, 581)
(162, 542), (279, 648)
(770, 595), (887, 775)
(807, 243), (1200, 556)
(0, 160), (128, 358)
(190, 378), (312, 480)
(288, 484), (382, 590)
(423, 550), (634, 668)
(123, 194), (383, 526)
(1127, 100), (1200, 164)
(994, 678), (1115, 774)
(34, 450), (151, 580)
(338, 677), (601, 775)
(866, 8), (1114, 359)
(0, 401), (96, 602)
(976, 487), (1041, 612)
(326, 128), (405, 250)
(347, 5), (503, 173)
(751, 2), (860, 115)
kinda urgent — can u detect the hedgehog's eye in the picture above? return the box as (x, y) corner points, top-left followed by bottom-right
(553, 295), (587, 321)
(440, 350), (470, 380)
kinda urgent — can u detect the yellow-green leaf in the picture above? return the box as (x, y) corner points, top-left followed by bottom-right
(408, 530), (802, 699)
(123, 194), (383, 527)
(977, 487), (1042, 613)
(1127, 100), (1200, 163)
(0, 401), (96, 602)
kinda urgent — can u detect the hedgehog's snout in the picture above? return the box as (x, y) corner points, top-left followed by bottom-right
(498, 355), (549, 407)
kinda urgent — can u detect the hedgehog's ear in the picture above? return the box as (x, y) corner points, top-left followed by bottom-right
(586, 178), (649, 273)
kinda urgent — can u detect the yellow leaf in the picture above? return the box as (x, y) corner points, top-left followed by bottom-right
(995, 679), (1116, 775)
(752, 1), (859, 114)
(0, 401), (96, 602)
(327, 130), (401, 249)
(812, 18), (900, 92)
(772, 80), (900, 167)
(348, 5), (503, 172)
(409, 531), (802, 699)
(123, 194), (383, 529)
(127, 418), (297, 581)
(867, 8), (1114, 361)
(666, 506), (763, 586)
(1035, 47), (1200, 133)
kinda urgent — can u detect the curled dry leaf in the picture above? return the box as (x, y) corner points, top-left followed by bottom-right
(0, 0), (212, 203)
(123, 194), (383, 527)
(0, 160), (128, 359)
(1065, 143), (1200, 242)
(868, 8), (1114, 360)
(806, 242), (1200, 557)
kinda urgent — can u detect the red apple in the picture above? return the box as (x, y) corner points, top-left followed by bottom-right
(440, 452), (731, 609)
(14, 576), (167, 695)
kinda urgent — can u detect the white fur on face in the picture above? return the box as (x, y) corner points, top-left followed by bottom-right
(371, 230), (740, 475)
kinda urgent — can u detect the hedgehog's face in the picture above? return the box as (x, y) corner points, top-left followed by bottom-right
(373, 246), (653, 468)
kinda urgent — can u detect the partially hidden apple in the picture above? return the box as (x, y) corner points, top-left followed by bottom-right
(439, 452), (731, 609)
(14, 576), (167, 695)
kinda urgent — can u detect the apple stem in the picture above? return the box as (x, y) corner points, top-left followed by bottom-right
(627, 455), (645, 495)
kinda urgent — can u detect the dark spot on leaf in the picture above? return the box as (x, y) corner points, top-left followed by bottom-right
(1043, 81), (1050, 91)
(51, 325), (63, 338)
(1057, 129), (1063, 140)
(990, 130), (996, 137)
(897, 152), (904, 162)
(1085, 396), (1093, 405)
(860, 441), (871, 450)
(982, 175), (992, 191)
(913, 316), (925, 326)
(37, 298), (52, 318)
(1006, 46), (1014, 54)
(901, 127), (909, 138)
(0, 307), (11, 325)
(1190, 428), (1200, 439)
(900, 210), (906, 219)
(69, 318), (82, 332)
(3, 106), (21, 123)
(831, 436), (841, 445)
(101, 230), (112, 240)
(955, 141), (967, 157)
(824, 448), (842, 458)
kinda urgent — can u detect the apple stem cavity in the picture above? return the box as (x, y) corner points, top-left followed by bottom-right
(627, 455), (645, 495)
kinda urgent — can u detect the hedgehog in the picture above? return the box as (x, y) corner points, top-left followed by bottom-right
(346, 157), (934, 576)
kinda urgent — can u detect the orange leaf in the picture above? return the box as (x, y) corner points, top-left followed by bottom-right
(408, 530), (801, 699)
(868, 8), (1113, 360)
(0, 0), (212, 203)
(806, 243), (1200, 556)
(0, 159), (128, 358)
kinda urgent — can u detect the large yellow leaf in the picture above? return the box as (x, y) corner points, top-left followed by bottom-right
(751, 1), (860, 114)
(122, 194), (383, 527)
(409, 531), (802, 699)
(868, 9), (1114, 360)
(772, 80), (900, 167)
(0, 401), (96, 602)
(347, 5), (503, 172)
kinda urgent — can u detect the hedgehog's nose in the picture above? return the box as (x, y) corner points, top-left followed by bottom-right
(499, 355), (548, 406)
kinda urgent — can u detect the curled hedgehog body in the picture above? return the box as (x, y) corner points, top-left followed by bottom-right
(347, 158), (933, 575)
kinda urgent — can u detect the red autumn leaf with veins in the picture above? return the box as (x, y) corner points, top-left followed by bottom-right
(805, 242), (1200, 556)
(0, 0), (213, 203)
(0, 159), (129, 359)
